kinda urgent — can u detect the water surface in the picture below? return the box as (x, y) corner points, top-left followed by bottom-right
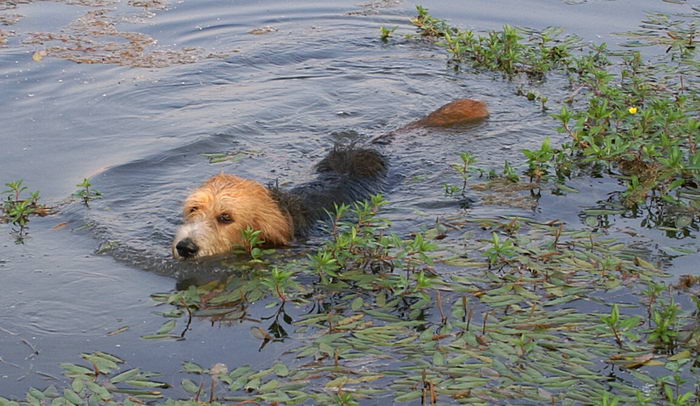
(0, 0), (694, 398)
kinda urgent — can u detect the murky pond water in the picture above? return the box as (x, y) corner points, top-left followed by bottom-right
(0, 0), (696, 400)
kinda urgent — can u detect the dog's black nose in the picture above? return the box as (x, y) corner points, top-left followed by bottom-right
(176, 238), (199, 258)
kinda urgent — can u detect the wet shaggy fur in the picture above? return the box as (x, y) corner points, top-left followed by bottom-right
(269, 148), (387, 238)
(173, 98), (488, 259)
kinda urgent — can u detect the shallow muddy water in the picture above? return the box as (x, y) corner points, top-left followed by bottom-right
(0, 0), (696, 400)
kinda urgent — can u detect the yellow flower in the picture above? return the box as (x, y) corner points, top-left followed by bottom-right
(628, 107), (638, 114)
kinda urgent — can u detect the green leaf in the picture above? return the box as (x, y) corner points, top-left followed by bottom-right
(157, 320), (177, 335)
(63, 389), (83, 404)
(351, 296), (364, 311)
(111, 368), (141, 384)
(124, 379), (168, 388)
(273, 363), (289, 377)
(259, 379), (280, 392)
(394, 391), (422, 402)
(71, 378), (85, 393)
(181, 379), (200, 394)
(27, 388), (45, 401)
(60, 363), (94, 377)
(182, 361), (206, 374)
(85, 382), (111, 401)
(140, 333), (180, 340)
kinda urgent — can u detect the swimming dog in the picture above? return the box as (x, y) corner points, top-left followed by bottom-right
(173, 98), (488, 259)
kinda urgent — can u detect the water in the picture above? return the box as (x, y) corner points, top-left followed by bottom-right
(0, 0), (694, 398)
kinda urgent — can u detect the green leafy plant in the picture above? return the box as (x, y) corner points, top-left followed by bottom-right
(453, 152), (477, 194)
(74, 178), (102, 206)
(501, 160), (520, 182)
(333, 389), (358, 406)
(408, 6), (700, 227)
(379, 26), (397, 42)
(599, 304), (641, 348)
(260, 267), (297, 302)
(2, 180), (44, 227)
(483, 232), (516, 266)
(444, 152), (478, 199)
(597, 390), (621, 406)
(237, 226), (275, 263)
(647, 299), (681, 351)
(660, 359), (695, 406)
(521, 136), (555, 182)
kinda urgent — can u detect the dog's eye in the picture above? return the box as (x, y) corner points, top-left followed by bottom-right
(187, 206), (199, 214)
(217, 213), (234, 224)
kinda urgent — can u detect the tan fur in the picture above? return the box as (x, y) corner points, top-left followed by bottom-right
(410, 99), (489, 128)
(173, 98), (489, 259)
(370, 99), (489, 143)
(172, 174), (292, 259)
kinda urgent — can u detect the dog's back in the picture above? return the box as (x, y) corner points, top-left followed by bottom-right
(270, 147), (387, 237)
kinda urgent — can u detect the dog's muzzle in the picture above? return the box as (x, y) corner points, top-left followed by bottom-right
(175, 237), (199, 259)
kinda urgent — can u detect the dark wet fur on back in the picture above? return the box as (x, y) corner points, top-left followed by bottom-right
(269, 147), (387, 237)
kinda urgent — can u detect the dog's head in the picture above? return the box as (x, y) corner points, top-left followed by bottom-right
(172, 174), (292, 259)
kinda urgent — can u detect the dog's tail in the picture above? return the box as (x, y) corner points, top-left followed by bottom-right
(408, 98), (488, 128)
(370, 98), (488, 143)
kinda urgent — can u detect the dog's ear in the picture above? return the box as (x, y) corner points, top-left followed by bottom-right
(253, 215), (291, 246)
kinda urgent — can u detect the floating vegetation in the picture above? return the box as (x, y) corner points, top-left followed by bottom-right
(406, 6), (700, 238)
(380, 25), (397, 42)
(0, 351), (170, 404)
(248, 26), (279, 35)
(73, 178), (103, 206)
(1, 180), (51, 227)
(471, 178), (539, 210)
(24, 9), (195, 67)
(443, 152), (540, 209)
(23, 8), (235, 67)
(200, 149), (262, 164)
(0, 13), (22, 25)
(120, 197), (699, 404)
(62, 0), (118, 6)
(0, 28), (8, 45)
(128, 0), (168, 10)
(347, 0), (403, 16)
(618, 8), (699, 55)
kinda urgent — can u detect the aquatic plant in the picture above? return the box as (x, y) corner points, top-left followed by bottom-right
(73, 178), (102, 206)
(501, 160), (520, 182)
(2, 193), (700, 404)
(521, 136), (555, 183)
(237, 226), (275, 264)
(407, 6), (700, 228)
(379, 26), (397, 42)
(121, 196), (699, 404)
(647, 299), (681, 351)
(599, 303), (641, 349)
(443, 152), (480, 205)
(482, 231), (517, 267)
(0, 351), (169, 405)
(259, 267), (297, 302)
(1, 180), (48, 229)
